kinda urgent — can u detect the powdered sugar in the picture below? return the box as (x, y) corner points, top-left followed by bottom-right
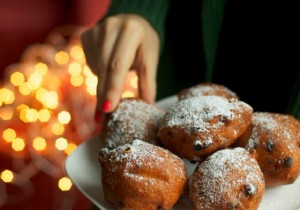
(181, 84), (238, 100)
(246, 112), (298, 151)
(190, 148), (264, 209)
(163, 96), (245, 133)
(253, 113), (278, 130)
(100, 139), (186, 180)
(104, 99), (164, 148)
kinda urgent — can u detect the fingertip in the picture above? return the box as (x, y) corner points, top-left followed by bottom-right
(145, 94), (156, 104)
(102, 95), (122, 113)
(102, 100), (112, 113)
(139, 81), (156, 104)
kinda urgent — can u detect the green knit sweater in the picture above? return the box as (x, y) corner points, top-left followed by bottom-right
(102, 0), (300, 120)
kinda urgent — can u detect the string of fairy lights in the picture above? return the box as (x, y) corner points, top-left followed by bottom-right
(0, 26), (138, 208)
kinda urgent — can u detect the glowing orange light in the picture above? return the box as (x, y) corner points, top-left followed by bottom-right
(0, 88), (15, 104)
(28, 72), (43, 89)
(130, 75), (138, 89)
(3, 128), (16, 143)
(10, 72), (25, 86)
(33, 137), (47, 151)
(12, 138), (25, 151)
(86, 87), (96, 96)
(85, 74), (97, 95)
(65, 143), (77, 155)
(58, 177), (72, 191)
(55, 51), (69, 65)
(19, 82), (32, 95)
(20, 107), (29, 122)
(51, 122), (65, 135)
(122, 91), (135, 98)
(58, 111), (71, 124)
(42, 91), (59, 109)
(1, 170), (14, 183)
(17, 104), (29, 112)
(70, 46), (85, 62)
(55, 137), (68, 150)
(34, 63), (48, 75)
(68, 62), (82, 76)
(25, 108), (38, 122)
(38, 109), (51, 122)
(35, 88), (48, 102)
(83, 65), (93, 76)
(70, 75), (84, 87)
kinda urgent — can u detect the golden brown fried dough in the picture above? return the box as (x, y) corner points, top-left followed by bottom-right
(189, 148), (265, 210)
(178, 82), (239, 101)
(158, 96), (253, 161)
(101, 98), (164, 148)
(235, 112), (300, 186)
(99, 139), (188, 210)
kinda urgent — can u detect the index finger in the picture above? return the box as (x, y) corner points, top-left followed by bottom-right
(102, 22), (143, 113)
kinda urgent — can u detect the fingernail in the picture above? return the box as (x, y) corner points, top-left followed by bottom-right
(94, 111), (103, 123)
(102, 100), (111, 113)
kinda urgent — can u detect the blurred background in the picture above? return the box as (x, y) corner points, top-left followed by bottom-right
(0, 1), (137, 209)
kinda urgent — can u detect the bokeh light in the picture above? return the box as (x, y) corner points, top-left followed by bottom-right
(2, 128), (16, 143)
(0, 88), (15, 104)
(58, 111), (71, 124)
(11, 138), (25, 151)
(19, 82), (32, 95)
(58, 177), (72, 191)
(68, 62), (82, 76)
(10, 72), (25, 86)
(38, 109), (51, 122)
(1, 170), (14, 183)
(55, 137), (68, 151)
(64, 143), (77, 155)
(34, 63), (48, 75)
(51, 122), (65, 136)
(0, 28), (138, 208)
(122, 91), (135, 98)
(33, 137), (47, 151)
(130, 75), (138, 89)
(55, 51), (69, 65)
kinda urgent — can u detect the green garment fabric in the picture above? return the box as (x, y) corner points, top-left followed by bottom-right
(202, 0), (226, 81)
(101, 0), (170, 52)
(100, 0), (300, 121)
(288, 72), (300, 120)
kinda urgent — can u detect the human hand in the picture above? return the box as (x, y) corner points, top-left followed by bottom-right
(81, 14), (160, 122)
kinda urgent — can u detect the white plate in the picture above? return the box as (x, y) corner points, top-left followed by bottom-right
(65, 95), (300, 210)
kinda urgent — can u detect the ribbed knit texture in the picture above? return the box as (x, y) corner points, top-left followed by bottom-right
(101, 0), (169, 52)
(287, 70), (300, 120)
(202, 0), (226, 81)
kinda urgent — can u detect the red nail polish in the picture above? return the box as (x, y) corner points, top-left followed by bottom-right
(102, 100), (111, 113)
(94, 111), (103, 123)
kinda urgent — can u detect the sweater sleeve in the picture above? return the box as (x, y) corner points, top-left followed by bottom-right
(100, 0), (170, 53)
(287, 72), (300, 120)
